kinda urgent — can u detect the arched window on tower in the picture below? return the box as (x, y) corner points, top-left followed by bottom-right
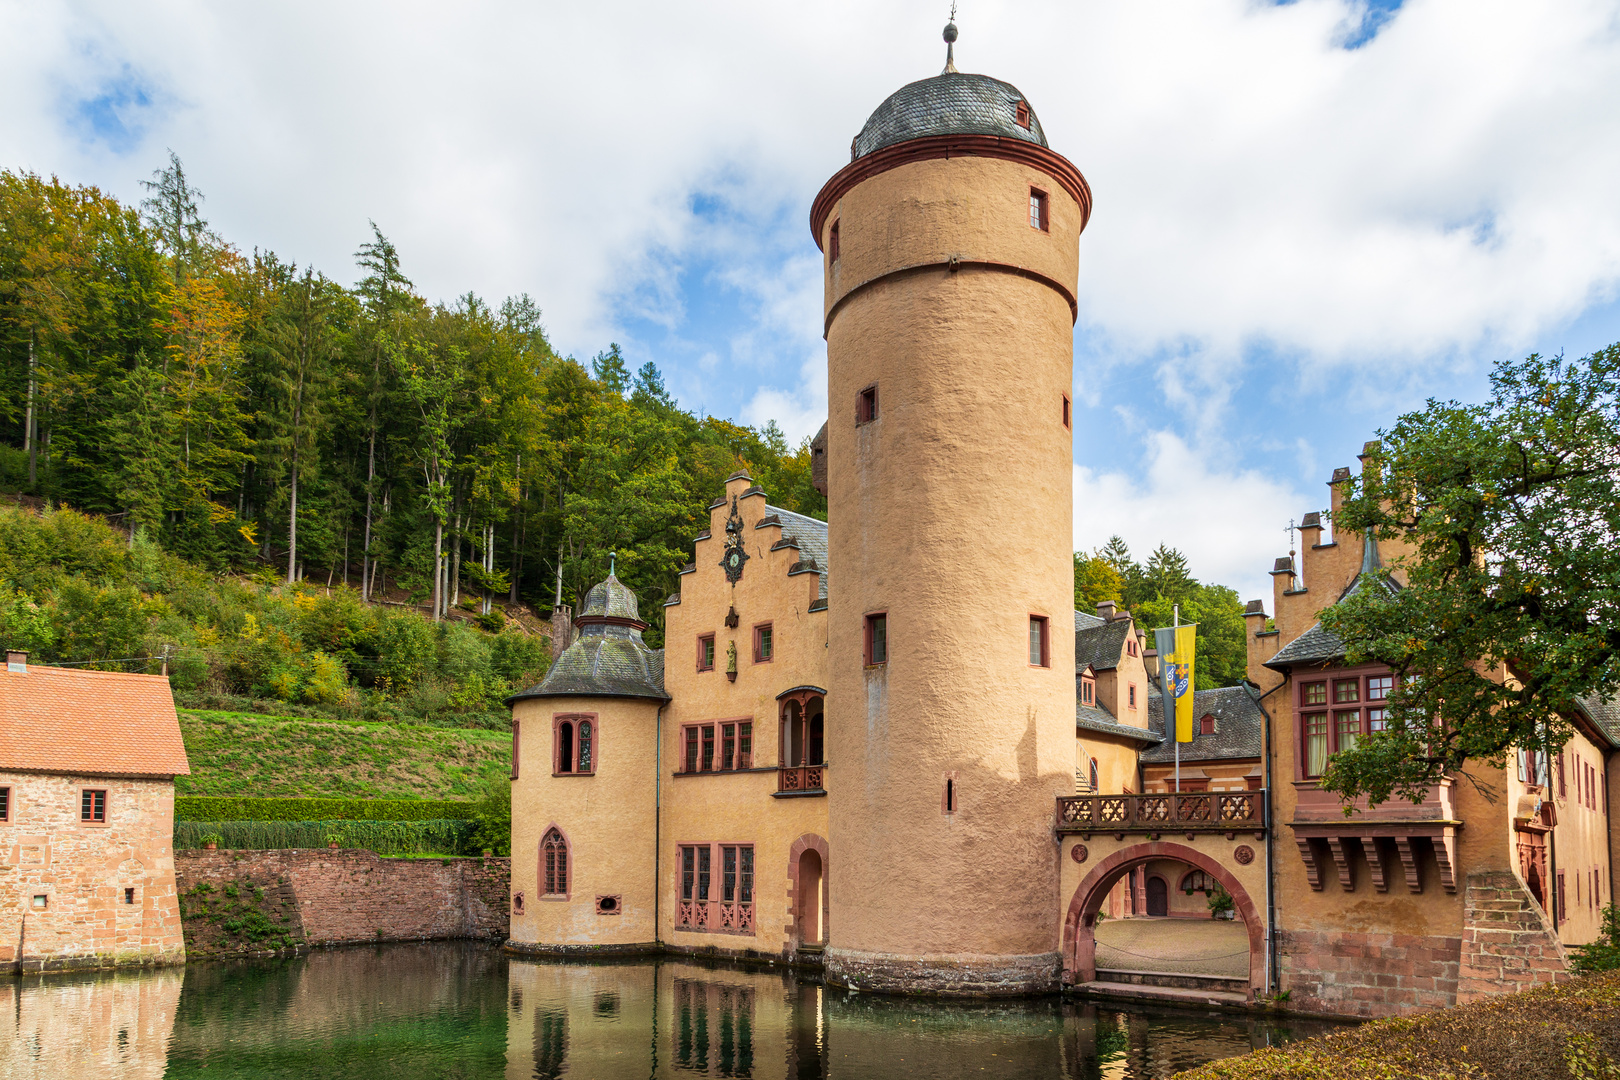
(542, 828), (569, 897)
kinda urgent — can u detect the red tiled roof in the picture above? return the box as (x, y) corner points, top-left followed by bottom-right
(0, 665), (190, 777)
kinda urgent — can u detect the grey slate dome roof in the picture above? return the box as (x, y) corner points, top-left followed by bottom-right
(506, 573), (667, 704)
(853, 72), (1048, 160)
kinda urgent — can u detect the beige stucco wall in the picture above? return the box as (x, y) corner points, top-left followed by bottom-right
(821, 151), (1081, 980)
(0, 771), (185, 971)
(660, 474), (830, 956)
(1545, 728), (1614, 944)
(508, 695), (661, 948)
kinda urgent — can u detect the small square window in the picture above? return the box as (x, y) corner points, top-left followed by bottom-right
(31, 895), (47, 910)
(754, 623), (774, 663)
(124, 888), (136, 905)
(697, 634), (716, 672)
(866, 613), (888, 665)
(829, 220), (840, 261)
(857, 385), (879, 424)
(1029, 615), (1049, 667)
(1029, 188), (1048, 231)
(81, 789), (106, 823)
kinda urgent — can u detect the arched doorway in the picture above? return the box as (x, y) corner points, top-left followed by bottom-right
(1145, 876), (1168, 917)
(797, 849), (823, 944)
(1063, 841), (1265, 999)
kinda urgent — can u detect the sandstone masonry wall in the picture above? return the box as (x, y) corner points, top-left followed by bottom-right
(175, 849), (509, 950)
(1279, 929), (1461, 1018)
(1456, 869), (1570, 1002)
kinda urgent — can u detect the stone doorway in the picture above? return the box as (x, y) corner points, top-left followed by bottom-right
(1145, 876), (1168, 917)
(797, 849), (823, 945)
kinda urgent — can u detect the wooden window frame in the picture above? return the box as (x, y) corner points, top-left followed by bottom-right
(697, 633), (716, 673)
(828, 219), (840, 261)
(680, 719), (754, 773)
(1297, 665), (1395, 779)
(752, 622), (774, 664)
(1081, 676), (1095, 705)
(511, 720), (520, 780)
(1199, 714), (1216, 736)
(1128, 684), (1137, 710)
(0, 784), (9, 823)
(552, 713), (598, 776)
(675, 841), (756, 936)
(856, 384), (879, 425)
(540, 825), (570, 900)
(1062, 393), (1071, 430)
(1029, 187), (1049, 232)
(865, 612), (888, 666)
(79, 787), (109, 826)
(1029, 614), (1050, 667)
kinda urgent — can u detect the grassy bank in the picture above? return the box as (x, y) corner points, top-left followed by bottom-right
(176, 709), (510, 800)
(1177, 972), (1620, 1079)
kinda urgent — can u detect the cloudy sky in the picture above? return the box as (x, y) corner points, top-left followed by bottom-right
(5, 0), (1620, 604)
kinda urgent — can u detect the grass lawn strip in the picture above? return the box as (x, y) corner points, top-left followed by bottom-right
(176, 709), (510, 800)
(1175, 971), (1620, 1080)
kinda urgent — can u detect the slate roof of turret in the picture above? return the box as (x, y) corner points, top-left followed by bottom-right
(1141, 684), (1265, 763)
(854, 72), (1048, 159)
(506, 573), (668, 703)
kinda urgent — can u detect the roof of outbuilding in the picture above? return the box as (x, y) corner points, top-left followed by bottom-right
(1076, 615), (1131, 673)
(1141, 684), (1265, 763)
(1077, 701), (1162, 744)
(853, 72), (1048, 160)
(0, 665), (190, 777)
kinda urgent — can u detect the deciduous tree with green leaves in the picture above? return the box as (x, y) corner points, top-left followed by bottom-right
(1320, 344), (1620, 806)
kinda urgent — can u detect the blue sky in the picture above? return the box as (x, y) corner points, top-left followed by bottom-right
(5, 0), (1620, 603)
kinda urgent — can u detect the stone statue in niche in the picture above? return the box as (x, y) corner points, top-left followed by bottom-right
(726, 640), (738, 682)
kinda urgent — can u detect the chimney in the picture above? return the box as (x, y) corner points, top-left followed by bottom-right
(6, 650), (26, 673)
(1143, 647), (1160, 679)
(1096, 600), (1116, 622)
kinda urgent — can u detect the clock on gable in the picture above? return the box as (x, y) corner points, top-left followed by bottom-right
(720, 496), (749, 583)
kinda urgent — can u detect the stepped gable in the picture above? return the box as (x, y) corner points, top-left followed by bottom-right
(1266, 533), (1399, 669)
(0, 664), (190, 777)
(1141, 684), (1265, 763)
(506, 572), (667, 703)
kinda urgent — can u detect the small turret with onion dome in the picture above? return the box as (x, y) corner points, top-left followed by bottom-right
(507, 556), (667, 704)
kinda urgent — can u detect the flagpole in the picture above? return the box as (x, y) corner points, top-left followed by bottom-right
(1173, 604), (1181, 796)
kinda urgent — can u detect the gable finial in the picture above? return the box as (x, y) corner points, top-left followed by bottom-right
(609, 550), (616, 577)
(943, 7), (959, 74)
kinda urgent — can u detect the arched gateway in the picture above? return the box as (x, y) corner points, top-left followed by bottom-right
(1062, 841), (1265, 999)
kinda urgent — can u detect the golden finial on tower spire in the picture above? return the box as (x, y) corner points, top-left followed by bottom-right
(943, 5), (959, 74)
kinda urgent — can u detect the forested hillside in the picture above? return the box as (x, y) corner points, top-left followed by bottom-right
(0, 157), (824, 654)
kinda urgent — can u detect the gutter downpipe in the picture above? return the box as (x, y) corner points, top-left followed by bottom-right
(1255, 675), (1288, 999)
(655, 702), (665, 949)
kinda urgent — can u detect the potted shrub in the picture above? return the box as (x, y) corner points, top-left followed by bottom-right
(1207, 886), (1235, 920)
(202, 833), (223, 851)
(325, 833), (344, 850)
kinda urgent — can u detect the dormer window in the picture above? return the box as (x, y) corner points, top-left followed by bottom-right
(1080, 676), (1095, 705)
(1015, 100), (1030, 129)
(1199, 714), (1216, 736)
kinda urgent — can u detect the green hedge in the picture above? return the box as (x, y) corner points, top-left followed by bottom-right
(175, 796), (478, 823)
(175, 819), (478, 856)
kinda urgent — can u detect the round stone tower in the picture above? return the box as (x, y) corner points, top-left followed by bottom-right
(813, 25), (1091, 994)
(506, 570), (667, 951)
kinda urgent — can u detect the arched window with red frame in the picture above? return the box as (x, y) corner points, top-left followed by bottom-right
(541, 828), (569, 897)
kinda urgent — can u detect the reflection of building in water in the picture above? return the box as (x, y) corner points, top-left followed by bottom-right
(675, 977), (754, 1076)
(0, 967), (182, 1080)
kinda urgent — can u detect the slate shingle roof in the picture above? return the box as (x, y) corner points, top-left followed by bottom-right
(0, 665), (190, 777)
(1264, 563), (1399, 670)
(508, 573), (668, 704)
(1076, 702), (1162, 744)
(1576, 694), (1620, 749)
(767, 504), (828, 600)
(1140, 684), (1265, 763)
(1075, 615), (1131, 673)
(855, 73), (1048, 159)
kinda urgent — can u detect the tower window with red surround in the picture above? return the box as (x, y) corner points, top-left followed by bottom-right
(1029, 615), (1050, 667)
(541, 828), (569, 897)
(857, 385), (879, 424)
(865, 613), (888, 665)
(1029, 188), (1049, 231)
(829, 220), (840, 261)
(554, 715), (595, 775)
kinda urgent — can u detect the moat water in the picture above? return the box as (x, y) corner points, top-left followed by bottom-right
(3, 943), (1342, 1079)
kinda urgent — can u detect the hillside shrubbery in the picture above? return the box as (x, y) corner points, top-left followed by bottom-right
(0, 506), (547, 727)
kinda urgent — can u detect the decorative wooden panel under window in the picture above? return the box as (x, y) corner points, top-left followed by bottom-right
(554, 715), (595, 775)
(541, 828), (569, 898)
(681, 722), (753, 772)
(1029, 188), (1048, 231)
(753, 623), (773, 663)
(697, 634), (716, 672)
(865, 613), (887, 665)
(857, 385), (878, 424)
(80, 788), (106, 823)
(677, 843), (754, 934)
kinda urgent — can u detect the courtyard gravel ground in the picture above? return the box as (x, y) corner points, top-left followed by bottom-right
(1094, 916), (1250, 979)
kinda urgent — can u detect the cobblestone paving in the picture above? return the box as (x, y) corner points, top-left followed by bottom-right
(1094, 916), (1249, 978)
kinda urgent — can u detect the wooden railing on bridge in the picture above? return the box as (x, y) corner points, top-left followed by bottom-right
(1056, 791), (1267, 837)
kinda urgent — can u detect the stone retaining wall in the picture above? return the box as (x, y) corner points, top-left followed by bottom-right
(175, 848), (509, 955)
(1279, 928), (1461, 1017)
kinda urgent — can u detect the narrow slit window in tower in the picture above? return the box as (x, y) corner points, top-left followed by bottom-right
(1029, 188), (1048, 231)
(1062, 394), (1071, 429)
(857, 385), (879, 424)
(829, 220), (840, 261)
(1029, 615), (1049, 667)
(866, 613), (888, 665)
(944, 777), (957, 814)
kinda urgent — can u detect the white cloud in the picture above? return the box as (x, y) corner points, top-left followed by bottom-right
(1074, 433), (1308, 604)
(741, 350), (829, 446)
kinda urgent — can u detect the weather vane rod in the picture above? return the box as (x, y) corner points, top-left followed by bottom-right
(943, 6), (959, 74)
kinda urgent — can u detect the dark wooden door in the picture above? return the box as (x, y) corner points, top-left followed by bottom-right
(1146, 876), (1168, 917)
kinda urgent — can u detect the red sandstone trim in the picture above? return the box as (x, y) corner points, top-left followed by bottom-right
(540, 821), (571, 902)
(823, 260), (1079, 338)
(784, 833), (830, 952)
(810, 134), (1092, 245)
(551, 712), (597, 776)
(1062, 840), (1264, 999)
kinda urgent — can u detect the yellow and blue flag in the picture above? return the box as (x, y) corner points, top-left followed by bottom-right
(1154, 624), (1197, 743)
